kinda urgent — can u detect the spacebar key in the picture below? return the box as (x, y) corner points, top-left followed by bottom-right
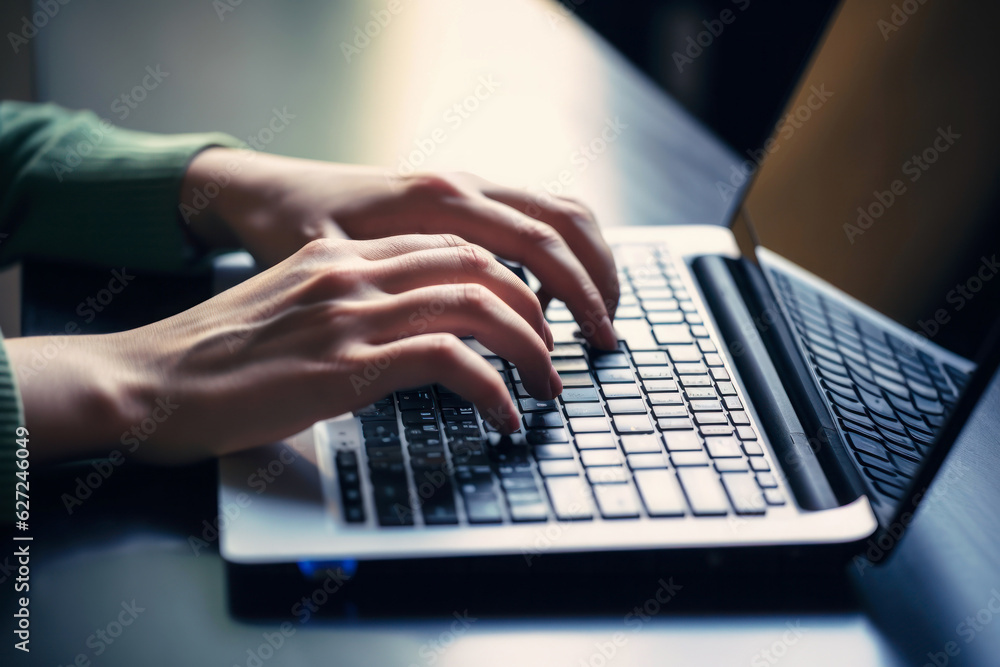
(544, 477), (595, 520)
(677, 467), (730, 515)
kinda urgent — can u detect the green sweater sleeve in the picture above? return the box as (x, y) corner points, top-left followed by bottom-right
(0, 101), (244, 520)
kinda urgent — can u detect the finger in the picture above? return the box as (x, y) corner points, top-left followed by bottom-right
(370, 244), (553, 350)
(360, 334), (521, 432)
(429, 196), (618, 350)
(347, 232), (475, 261)
(462, 176), (620, 320)
(362, 284), (560, 399)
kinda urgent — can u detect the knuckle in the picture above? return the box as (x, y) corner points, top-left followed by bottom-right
(405, 173), (463, 201)
(518, 219), (562, 249)
(423, 333), (464, 364)
(300, 236), (339, 261)
(459, 283), (492, 313)
(456, 244), (494, 275)
(435, 233), (469, 249)
(559, 197), (597, 223)
(306, 263), (364, 299)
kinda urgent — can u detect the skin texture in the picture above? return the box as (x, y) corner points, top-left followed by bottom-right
(7, 149), (620, 463)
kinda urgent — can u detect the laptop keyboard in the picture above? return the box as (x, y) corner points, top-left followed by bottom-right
(771, 270), (971, 501)
(334, 244), (786, 527)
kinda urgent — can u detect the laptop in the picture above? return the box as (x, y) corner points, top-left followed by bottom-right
(217, 0), (1000, 570)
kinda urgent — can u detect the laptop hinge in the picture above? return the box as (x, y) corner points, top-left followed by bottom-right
(692, 254), (866, 511)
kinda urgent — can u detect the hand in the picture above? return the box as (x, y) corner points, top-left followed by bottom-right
(8, 235), (560, 462)
(182, 151), (620, 349)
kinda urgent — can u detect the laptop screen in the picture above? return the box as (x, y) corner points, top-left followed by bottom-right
(739, 0), (1000, 361)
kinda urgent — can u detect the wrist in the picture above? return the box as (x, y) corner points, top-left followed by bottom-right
(6, 332), (161, 461)
(180, 147), (249, 249)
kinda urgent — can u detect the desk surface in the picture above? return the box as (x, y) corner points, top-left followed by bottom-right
(9, 0), (1000, 665)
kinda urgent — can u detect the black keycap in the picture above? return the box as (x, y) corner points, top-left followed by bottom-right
(401, 410), (437, 425)
(845, 430), (889, 461)
(526, 428), (570, 445)
(397, 390), (434, 410)
(373, 483), (414, 526)
(356, 404), (396, 422)
(591, 352), (629, 368)
(524, 412), (564, 429)
(363, 421), (399, 439)
(520, 397), (559, 412)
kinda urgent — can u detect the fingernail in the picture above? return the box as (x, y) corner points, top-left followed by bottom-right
(548, 365), (563, 398)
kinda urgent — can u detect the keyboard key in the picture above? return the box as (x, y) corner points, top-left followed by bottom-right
(721, 472), (767, 515)
(844, 431), (889, 461)
(606, 399), (647, 414)
(643, 379), (679, 392)
(591, 351), (629, 368)
(714, 458), (750, 472)
(538, 459), (581, 476)
(559, 372), (594, 387)
(748, 456), (770, 472)
(565, 402), (605, 417)
(551, 358), (589, 373)
(561, 387), (600, 402)
(647, 310), (685, 324)
(675, 362), (708, 375)
(523, 412), (563, 430)
(602, 383), (642, 398)
(705, 436), (742, 458)
(509, 501), (549, 522)
(638, 366), (673, 379)
(662, 430), (702, 451)
(587, 466), (630, 484)
(632, 351), (669, 365)
(647, 392), (684, 405)
(652, 405), (689, 419)
(658, 417), (694, 430)
(665, 344), (701, 362)
(464, 493), (503, 523)
(594, 484), (642, 518)
(653, 324), (694, 345)
(574, 433), (618, 449)
(612, 414), (656, 434)
(552, 343), (585, 358)
(620, 434), (664, 454)
(580, 450), (623, 467)
(597, 368), (636, 384)
(569, 417), (611, 433)
(755, 472), (778, 488)
(694, 412), (728, 425)
(736, 426), (757, 441)
(634, 469), (686, 516)
(520, 398), (559, 412)
(685, 387), (718, 400)
(533, 443), (575, 459)
(680, 375), (712, 388)
(677, 468), (730, 515)
(689, 400), (722, 412)
(545, 477), (595, 520)
(671, 450), (710, 466)
(526, 427), (571, 444)
(699, 424), (735, 436)
(627, 453), (670, 469)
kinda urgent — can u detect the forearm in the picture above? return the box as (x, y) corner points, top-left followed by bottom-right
(0, 101), (243, 272)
